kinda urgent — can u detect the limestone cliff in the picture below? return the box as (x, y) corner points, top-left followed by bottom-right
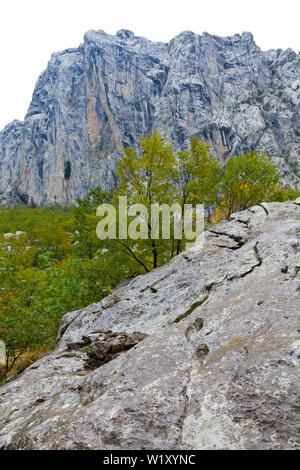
(0, 200), (299, 449)
(0, 30), (299, 206)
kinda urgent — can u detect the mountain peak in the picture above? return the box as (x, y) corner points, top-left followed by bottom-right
(116, 29), (135, 40)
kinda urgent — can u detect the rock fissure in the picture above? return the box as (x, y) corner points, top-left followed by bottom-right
(257, 203), (269, 215)
(209, 229), (244, 243)
(227, 242), (263, 281)
(174, 295), (209, 323)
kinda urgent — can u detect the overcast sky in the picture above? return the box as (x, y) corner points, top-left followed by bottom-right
(0, 0), (299, 130)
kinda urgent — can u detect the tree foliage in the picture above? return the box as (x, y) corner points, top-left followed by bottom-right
(114, 131), (222, 267)
(219, 151), (282, 217)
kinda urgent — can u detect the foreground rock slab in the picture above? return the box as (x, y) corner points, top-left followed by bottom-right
(0, 201), (299, 449)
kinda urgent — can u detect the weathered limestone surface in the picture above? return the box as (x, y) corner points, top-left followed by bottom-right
(0, 201), (299, 449)
(0, 30), (299, 206)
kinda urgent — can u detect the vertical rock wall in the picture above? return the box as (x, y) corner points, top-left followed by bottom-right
(0, 29), (299, 206)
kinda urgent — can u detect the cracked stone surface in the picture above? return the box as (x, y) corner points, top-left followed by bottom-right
(0, 201), (299, 449)
(0, 30), (299, 206)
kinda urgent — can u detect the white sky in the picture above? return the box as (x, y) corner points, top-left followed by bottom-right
(0, 0), (299, 130)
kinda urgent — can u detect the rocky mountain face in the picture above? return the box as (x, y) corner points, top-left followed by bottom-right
(0, 30), (299, 206)
(0, 200), (299, 449)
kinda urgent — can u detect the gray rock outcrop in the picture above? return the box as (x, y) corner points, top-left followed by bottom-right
(0, 200), (299, 449)
(0, 30), (299, 206)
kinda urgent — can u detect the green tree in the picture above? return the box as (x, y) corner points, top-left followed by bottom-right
(219, 151), (282, 217)
(175, 137), (222, 205)
(73, 186), (112, 259)
(0, 235), (48, 381)
(115, 130), (177, 270)
(271, 186), (300, 202)
(174, 137), (222, 252)
(113, 132), (222, 267)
